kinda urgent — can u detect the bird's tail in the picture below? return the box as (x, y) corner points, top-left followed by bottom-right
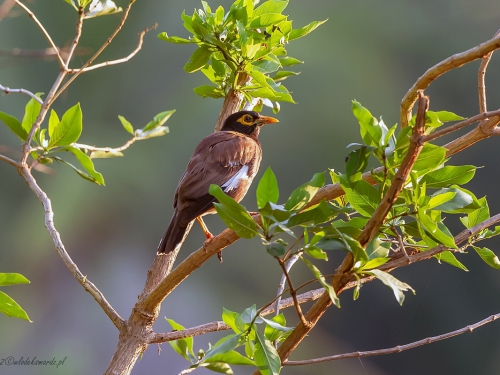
(157, 211), (194, 254)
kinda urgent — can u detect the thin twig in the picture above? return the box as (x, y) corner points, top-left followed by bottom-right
(277, 257), (309, 327)
(67, 24), (157, 74)
(284, 312), (500, 365)
(18, 166), (126, 330)
(401, 33), (500, 128)
(274, 254), (300, 318)
(64, 7), (85, 69)
(14, 0), (64, 68)
(478, 29), (500, 113)
(72, 137), (136, 155)
(52, 0), (135, 103)
(0, 83), (43, 104)
(0, 153), (19, 167)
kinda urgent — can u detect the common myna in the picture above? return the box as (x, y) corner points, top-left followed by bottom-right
(157, 110), (279, 254)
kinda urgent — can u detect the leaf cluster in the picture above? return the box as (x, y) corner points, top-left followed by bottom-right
(63, 0), (123, 19)
(168, 305), (292, 375)
(0, 273), (31, 322)
(158, 0), (326, 111)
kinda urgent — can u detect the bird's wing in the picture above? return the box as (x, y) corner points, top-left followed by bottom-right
(173, 131), (261, 222)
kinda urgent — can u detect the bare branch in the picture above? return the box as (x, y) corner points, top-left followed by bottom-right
(64, 7), (85, 69)
(14, 0), (64, 68)
(52, 0), (135, 103)
(401, 33), (500, 128)
(0, 153), (19, 167)
(0, 83), (43, 104)
(284, 312), (500, 365)
(73, 136), (136, 156)
(0, 47), (91, 59)
(274, 254), (300, 318)
(18, 166), (126, 331)
(67, 24), (157, 74)
(277, 257), (309, 327)
(478, 29), (500, 113)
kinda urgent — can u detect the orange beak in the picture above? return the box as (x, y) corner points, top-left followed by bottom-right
(256, 115), (279, 126)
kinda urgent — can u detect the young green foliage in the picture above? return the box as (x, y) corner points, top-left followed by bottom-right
(159, 0), (326, 111)
(0, 273), (31, 322)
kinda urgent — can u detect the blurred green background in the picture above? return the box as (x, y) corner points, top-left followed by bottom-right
(1, 0), (500, 374)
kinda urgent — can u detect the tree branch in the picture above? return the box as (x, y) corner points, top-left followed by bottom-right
(14, 0), (64, 68)
(478, 29), (500, 113)
(401, 33), (500, 128)
(0, 153), (19, 167)
(67, 24), (157, 74)
(284, 312), (500, 365)
(18, 166), (126, 330)
(0, 83), (43, 104)
(0, 0), (15, 21)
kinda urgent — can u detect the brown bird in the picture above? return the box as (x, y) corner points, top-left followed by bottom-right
(157, 110), (279, 254)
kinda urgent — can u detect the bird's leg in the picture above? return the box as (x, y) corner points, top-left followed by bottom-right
(196, 217), (213, 239)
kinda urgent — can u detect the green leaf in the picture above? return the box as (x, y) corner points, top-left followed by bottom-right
(273, 70), (300, 82)
(0, 273), (30, 286)
(284, 172), (324, 211)
(210, 185), (260, 238)
(63, 147), (105, 185)
(302, 257), (340, 307)
(289, 19), (327, 40)
(184, 45), (212, 73)
(157, 32), (194, 44)
(434, 251), (468, 271)
(0, 291), (31, 322)
(340, 177), (380, 217)
(118, 115), (134, 135)
(0, 111), (26, 141)
(352, 101), (381, 147)
(434, 111), (465, 123)
(249, 13), (286, 28)
(222, 308), (245, 334)
(253, 0), (288, 17)
(462, 197), (489, 228)
(203, 350), (255, 366)
(367, 269), (415, 305)
(420, 165), (476, 189)
(203, 334), (241, 361)
(90, 150), (124, 159)
(429, 188), (473, 213)
(194, 85), (224, 98)
(266, 241), (286, 257)
(48, 109), (60, 139)
(48, 103), (83, 147)
(412, 144), (447, 173)
(263, 314), (292, 342)
(278, 56), (303, 66)
(473, 246), (500, 270)
(345, 146), (369, 182)
(201, 362), (233, 374)
(142, 110), (176, 132)
(240, 305), (258, 324)
(257, 167), (279, 209)
(418, 212), (457, 249)
(21, 96), (42, 135)
(254, 329), (281, 375)
(166, 318), (196, 362)
(286, 200), (335, 227)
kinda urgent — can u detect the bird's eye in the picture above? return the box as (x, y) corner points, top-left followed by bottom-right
(244, 115), (253, 123)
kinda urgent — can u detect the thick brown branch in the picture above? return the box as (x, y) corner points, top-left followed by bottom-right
(214, 73), (251, 131)
(285, 312), (500, 365)
(401, 33), (500, 128)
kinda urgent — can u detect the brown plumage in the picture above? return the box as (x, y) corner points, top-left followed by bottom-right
(158, 111), (278, 254)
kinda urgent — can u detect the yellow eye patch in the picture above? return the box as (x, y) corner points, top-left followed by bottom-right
(236, 114), (255, 126)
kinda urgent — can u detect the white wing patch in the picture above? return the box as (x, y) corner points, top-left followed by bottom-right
(221, 165), (249, 192)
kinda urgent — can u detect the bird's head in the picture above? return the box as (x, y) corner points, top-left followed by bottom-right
(221, 111), (279, 137)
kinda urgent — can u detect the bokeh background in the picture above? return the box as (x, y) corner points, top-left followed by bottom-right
(1, 0), (500, 374)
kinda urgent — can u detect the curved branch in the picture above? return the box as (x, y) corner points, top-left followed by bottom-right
(284, 312), (500, 365)
(478, 29), (500, 113)
(67, 24), (157, 74)
(401, 33), (500, 128)
(19, 166), (125, 331)
(14, 0), (64, 68)
(0, 83), (43, 104)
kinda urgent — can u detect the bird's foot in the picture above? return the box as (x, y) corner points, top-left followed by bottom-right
(217, 251), (223, 263)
